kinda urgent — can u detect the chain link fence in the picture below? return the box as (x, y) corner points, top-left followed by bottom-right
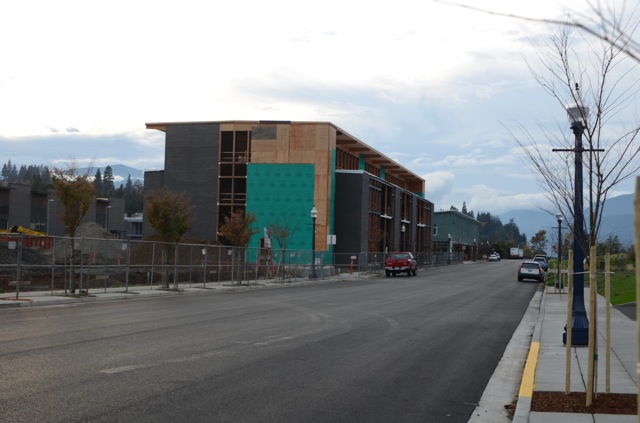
(0, 234), (465, 295)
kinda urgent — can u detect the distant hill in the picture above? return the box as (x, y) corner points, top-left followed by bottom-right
(79, 164), (145, 184)
(501, 193), (634, 247)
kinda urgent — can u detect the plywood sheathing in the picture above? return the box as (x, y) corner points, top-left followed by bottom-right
(275, 125), (290, 163)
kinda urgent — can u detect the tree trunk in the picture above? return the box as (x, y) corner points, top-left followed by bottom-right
(69, 239), (76, 293)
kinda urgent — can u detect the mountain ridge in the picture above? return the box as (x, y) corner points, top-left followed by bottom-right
(500, 193), (634, 246)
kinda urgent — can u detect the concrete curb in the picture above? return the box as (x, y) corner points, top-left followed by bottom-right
(513, 286), (545, 422)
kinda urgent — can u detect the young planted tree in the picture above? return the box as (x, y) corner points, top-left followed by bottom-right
(219, 210), (259, 285)
(51, 161), (96, 293)
(267, 219), (297, 278)
(144, 187), (194, 288)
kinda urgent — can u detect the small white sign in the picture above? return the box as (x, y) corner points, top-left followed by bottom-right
(327, 234), (337, 245)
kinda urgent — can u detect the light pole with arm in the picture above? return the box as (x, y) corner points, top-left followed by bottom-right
(556, 84), (589, 345)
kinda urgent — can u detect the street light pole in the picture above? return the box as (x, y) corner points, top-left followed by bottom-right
(556, 211), (563, 290)
(473, 238), (476, 262)
(557, 84), (589, 345)
(401, 224), (406, 251)
(309, 206), (318, 279)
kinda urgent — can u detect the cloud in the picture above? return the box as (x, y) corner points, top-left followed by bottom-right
(0, 131), (165, 170)
(467, 187), (549, 215)
(423, 170), (455, 198)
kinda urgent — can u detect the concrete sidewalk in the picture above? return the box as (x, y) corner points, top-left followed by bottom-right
(518, 286), (638, 422)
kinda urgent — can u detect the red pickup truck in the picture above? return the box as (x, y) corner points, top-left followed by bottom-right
(384, 252), (418, 277)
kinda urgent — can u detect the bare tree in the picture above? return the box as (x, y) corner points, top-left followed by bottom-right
(51, 161), (96, 293)
(267, 219), (298, 278)
(144, 187), (194, 288)
(439, 0), (640, 62)
(218, 210), (259, 285)
(508, 17), (640, 252)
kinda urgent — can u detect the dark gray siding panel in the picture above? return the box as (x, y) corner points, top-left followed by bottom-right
(142, 171), (165, 238)
(142, 124), (220, 241)
(334, 172), (368, 262)
(143, 170), (165, 194)
(165, 123), (220, 241)
(8, 184), (31, 228)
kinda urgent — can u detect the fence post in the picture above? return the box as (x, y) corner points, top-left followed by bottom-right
(15, 234), (23, 299)
(218, 246), (222, 285)
(79, 237), (85, 293)
(150, 242), (156, 289)
(125, 239), (131, 292)
(188, 244), (193, 286)
(173, 242), (179, 289)
(51, 237), (56, 295)
(202, 245), (208, 288)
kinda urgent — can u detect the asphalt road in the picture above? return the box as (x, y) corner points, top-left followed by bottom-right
(0, 260), (537, 423)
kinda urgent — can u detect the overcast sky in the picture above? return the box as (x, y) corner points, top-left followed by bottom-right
(1, 0), (637, 216)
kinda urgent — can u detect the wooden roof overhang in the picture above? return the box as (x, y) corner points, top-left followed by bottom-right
(334, 126), (424, 191)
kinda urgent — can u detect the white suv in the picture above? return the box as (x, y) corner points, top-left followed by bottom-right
(518, 261), (545, 282)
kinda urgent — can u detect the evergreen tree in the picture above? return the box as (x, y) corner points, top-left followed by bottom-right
(103, 165), (115, 197)
(1, 162), (9, 181)
(18, 164), (27, 181)
(9, 163), (18, 183)
(94, 169), (104, 197)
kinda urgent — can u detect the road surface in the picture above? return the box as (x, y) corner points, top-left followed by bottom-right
(0, 260), (537, 422)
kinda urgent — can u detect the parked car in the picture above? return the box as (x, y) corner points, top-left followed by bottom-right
(384, 252), (417, 277)
(533, 255), (549, 272)
(518, 261), (545, 282)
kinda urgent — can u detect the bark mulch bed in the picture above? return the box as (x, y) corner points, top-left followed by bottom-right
(531, 391), (637, 414)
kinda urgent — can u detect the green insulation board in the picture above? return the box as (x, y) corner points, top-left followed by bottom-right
(246, 163), (316, 253)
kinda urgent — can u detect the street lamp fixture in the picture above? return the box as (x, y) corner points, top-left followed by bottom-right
(401, 224), (406, 251)
(309, 206), (318, 279)
(556, 211), (563, 290)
